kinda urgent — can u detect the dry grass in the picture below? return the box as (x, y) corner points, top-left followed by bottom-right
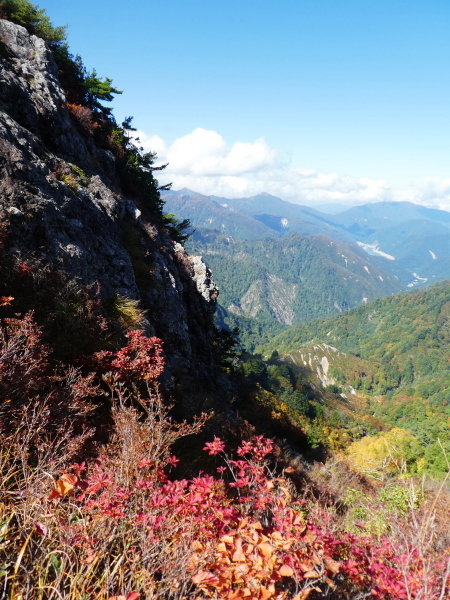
(0, 314), (449, 600)
(110, 294), (147, 332)
(0, 388), (208, 600)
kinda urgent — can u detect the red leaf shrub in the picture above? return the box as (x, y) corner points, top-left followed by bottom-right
(94, 330), (165, 383)
(0, 312), (449, 599)
(67, 102), (99, 133)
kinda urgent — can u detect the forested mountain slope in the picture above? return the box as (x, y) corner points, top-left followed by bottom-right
(186, 228), (404, 349)
(259, 281), (450, 470)
(165, 190), (450, 289)
(259, 279), (450, 368)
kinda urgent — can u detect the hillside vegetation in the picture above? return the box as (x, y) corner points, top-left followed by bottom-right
(259, 281), (450, 478)
(187, 228), (403, 350)
(0, 3), (449, 600)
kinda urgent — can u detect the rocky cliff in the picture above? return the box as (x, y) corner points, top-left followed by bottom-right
(0, 19), (222, 406)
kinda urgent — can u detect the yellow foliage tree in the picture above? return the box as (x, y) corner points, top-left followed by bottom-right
(346, 428), (420, 480)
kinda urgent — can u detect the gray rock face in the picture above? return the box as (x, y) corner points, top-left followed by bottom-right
(0, 20), (87, 160)
(191, 255), (219, 303)
(0, 20), (221, 394)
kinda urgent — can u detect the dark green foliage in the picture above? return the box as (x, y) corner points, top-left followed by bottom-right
(325, 384), (342, 394)
(51, 44), (122, 118)
(162, 213), (192, 244)
(242, 358), (268, 383)
(311, 403), (325, 421)
(0, 0), (66, 42)
(328, 410), (343, 427)
(422, 433), (450, 476)
(260, 281), (450, 476)
(83, 69), (122, 116)
(212, 325), (241, 368)
(278, 364), (295, 387)
(281, 389), (309, 415)
(403, 357), (415, 384)
(215, 307), (287, 354)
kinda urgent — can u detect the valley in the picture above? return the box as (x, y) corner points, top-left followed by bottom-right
(0, 3), (449, 599)
(186, 227), (403, 348)
(164, 190), (450, 292)
(164, 188), (450, 349)
(163, 187), (450, 481)
(259, 280), (450, 477)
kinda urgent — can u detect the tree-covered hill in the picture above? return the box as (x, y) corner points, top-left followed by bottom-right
(166, 191), (450, 289)
(258, 280), (450, 368)
(258, 281), (450, 475)
(186, 228), (404, 349)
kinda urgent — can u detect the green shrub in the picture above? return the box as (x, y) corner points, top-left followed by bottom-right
(242, 358), (267, 383)
(379, 483), (422, 515)
(325, 383), (342, 394)
(281, 389), (309, 415)
(0, 0), (66, 43)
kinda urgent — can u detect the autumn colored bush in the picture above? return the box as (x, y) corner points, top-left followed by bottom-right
(1, 311), (449, 600)
(67, 102), (99, 134)
(0, 256), (113, 359)
(346, 427), (422, 480)
(0, 310), (98, 432)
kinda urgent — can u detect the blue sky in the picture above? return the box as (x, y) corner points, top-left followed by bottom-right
(41, 0), (450, 208)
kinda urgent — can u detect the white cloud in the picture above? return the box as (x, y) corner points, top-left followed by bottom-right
(131, 128), (450, 211)
(131, 131), (167, 158)
(411, 178), (450, 211)
(134, 128), (276, 177)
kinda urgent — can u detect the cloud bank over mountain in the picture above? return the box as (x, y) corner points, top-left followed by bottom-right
(133, 128), (450, 210)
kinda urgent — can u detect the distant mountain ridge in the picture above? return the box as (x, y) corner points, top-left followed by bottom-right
(162, 190), (278, 240)
(163, 190), (450, 288)
(163, 189), (354, 241)
(186, 228), (404, 349)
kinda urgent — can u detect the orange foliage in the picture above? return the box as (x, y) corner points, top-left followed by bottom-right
(67, 102), (99, 133)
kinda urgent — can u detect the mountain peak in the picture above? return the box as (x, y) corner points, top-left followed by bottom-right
(176, 187), (198, 197)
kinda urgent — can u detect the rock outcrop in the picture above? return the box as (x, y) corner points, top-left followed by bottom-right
(0, 20), (222, 402)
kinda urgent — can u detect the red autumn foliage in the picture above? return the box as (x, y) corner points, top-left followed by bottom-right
(17, 263), (32, 276)
(0, 311), (98, 433)
(39, 432), (450, 600)
(95, 330), (165, 383)
(0, 311), (449, 599)
(67, 102), (99, 133)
